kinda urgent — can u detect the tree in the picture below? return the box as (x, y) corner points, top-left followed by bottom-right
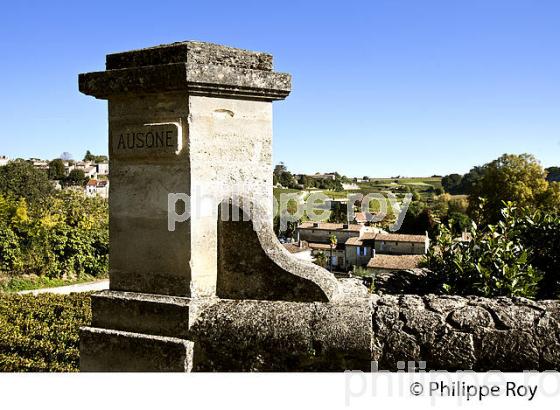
(83, 150), (95, 162)
(441, 173), (463, 194)
(60, 152), (73, 161)
(328, 234), (338, 272)
(314, 252), (327, 268)
(279, 171), (296, 188)
(66, 169), (86, 186)
(333, 179), (344, 192)
(458, 166), (484, 195)
(273, 162), (287, 181)
(0, 160), (53, 205)
(546, 167), (560, 182)
(399, 203), (437, 236)
(468, 154), (560, 224)
(48, 159), (65, 180)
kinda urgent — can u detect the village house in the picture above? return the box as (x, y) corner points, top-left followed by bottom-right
(96, 162), (109, 176)
(296, 221), (430, 271)
(296, 222), (366, 270)
(30, 158), (49, 171)
(373, 233), (429, 255)
(85, 179), (109, 198)
(0, 156), (9, 166)
(366, 254), (424, 274)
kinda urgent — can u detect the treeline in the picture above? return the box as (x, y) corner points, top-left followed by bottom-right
(441, 154), (560, 224)
(273, 162), (345, 191)
(0, 162), (108, 281)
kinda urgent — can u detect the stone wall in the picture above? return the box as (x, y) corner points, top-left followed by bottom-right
(187, 291), (560, 372)
(371, 294), (560, 371)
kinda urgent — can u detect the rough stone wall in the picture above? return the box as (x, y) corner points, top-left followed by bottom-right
(187, 292), (560, 372)
(372, 294), (560, 371)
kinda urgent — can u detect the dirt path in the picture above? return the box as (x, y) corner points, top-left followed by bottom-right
(18, 279), (109, 295)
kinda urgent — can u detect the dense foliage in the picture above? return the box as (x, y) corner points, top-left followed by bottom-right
(546, 167), (560, 183)
(0, 293), (91, 372)
(0, 191), (108, 279)
(0, 161), (54, 205)
(468, 154), (560, 225)
(425, 203), (560, 299)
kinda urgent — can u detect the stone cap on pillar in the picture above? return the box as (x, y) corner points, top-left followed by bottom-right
(79, 41), (291, 101)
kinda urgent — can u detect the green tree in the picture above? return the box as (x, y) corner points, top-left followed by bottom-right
(545, 167), (560, 182)
(0, 160), (53, 205)
(314, 252), (327, 268)
(468, 154), (560, 224)
(83, 150), (95, 162)
(441, 173), (463, 194)
(328, 234), (338, 272)
(48, 159), (65, 180)
(66, 169), (86, 186)
(458, 166), (485, 195)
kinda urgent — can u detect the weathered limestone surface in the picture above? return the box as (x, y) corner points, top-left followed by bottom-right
(217, 205), (340, 302)
(105, 41), (274, 71)
(371, 294), (560, 371)
(189, 297), (374, 371)
(374, 268), (439, 295)
(182, 293), (560, 372)
(79, 41), (290, 100)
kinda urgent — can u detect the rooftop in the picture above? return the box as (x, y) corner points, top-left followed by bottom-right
(297, 222), (363, 232)
(367, 255), (424, 270)
(374, 233), (428, 243)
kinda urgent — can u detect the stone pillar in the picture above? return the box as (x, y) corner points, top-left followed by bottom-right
(78, 41), (340, 371)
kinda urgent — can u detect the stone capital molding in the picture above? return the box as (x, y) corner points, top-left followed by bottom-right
(79, 41), (291, 101)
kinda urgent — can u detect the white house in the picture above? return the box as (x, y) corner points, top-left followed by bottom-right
(96, 163), (109, 176)
(85, 179), (109, 199)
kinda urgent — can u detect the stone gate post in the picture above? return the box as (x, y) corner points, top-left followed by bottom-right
(78, 41), (342, 371)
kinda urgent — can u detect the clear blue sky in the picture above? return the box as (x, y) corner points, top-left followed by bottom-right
(0, 0), (558, 177)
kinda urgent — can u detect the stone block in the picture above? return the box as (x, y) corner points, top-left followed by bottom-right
(91, 290), (191, 338)
(80, 327), (192, 372)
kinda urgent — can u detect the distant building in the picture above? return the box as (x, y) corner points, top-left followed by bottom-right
(310, 173), (336, 181)
(30, 158), (49, 171)
(352, 212), (367, 224)
(373, 233), (429, 255)
(295, 222), (429, 271)
(0, 156), (9, 166)
(96, 163), (109, 176)
(366, 254), (424, 274)
(85, 179), (109, 198)
(84, 165), (98, 179)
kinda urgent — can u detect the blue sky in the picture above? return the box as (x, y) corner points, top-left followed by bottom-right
(0, 0), (558, 177)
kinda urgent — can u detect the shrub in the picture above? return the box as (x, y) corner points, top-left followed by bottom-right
(0, 293), (91, 372)
(425, 204), (542, 298)
(516, 210), (560, 298)
(0, 191), (108, 279)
